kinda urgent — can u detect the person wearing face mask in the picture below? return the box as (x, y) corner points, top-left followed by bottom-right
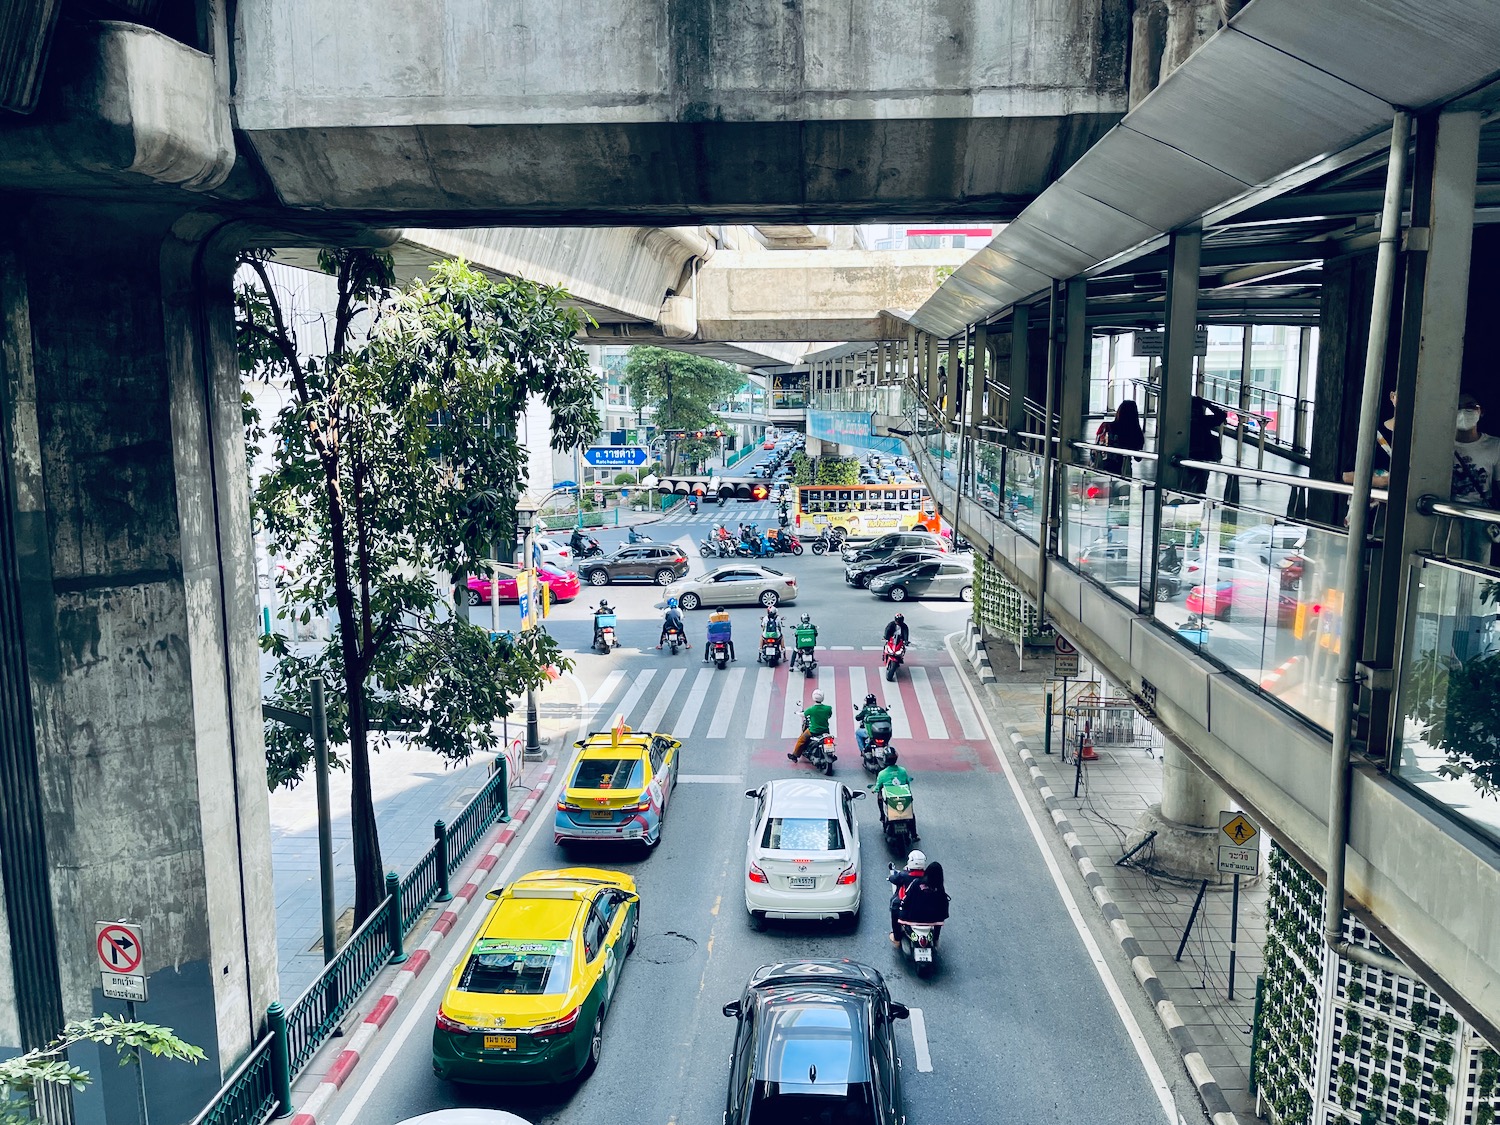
(1452, 392), (1500, 563)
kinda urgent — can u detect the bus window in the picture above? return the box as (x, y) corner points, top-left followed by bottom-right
(837, 490), (852, 505)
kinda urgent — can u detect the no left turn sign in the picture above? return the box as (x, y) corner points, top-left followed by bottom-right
(96, 922), (144, 974)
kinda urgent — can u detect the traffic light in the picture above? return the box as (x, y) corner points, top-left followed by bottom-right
(695, 430), (703, 440)
(751, 484), (769, 501)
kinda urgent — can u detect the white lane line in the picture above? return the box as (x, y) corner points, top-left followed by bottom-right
(610, 669), (656, 728)
(674, 669), (713, 737)
(908, 667), (949, 740)
(677, 774), (745, 784)
(817, 666), (838, 736)
(641, 668), (684, 732)
(330, 763), (568, 1125)
(830, 645), (855, 650)
(849, 665), (870, 724)
(909, 1006), (934, 1072)
(746, 668), (774, 739)
(708, 667), (745, 739)
(940, 665), (985, 740)
(781, 672), (806, 738)
(952, 641), (1177, 1122)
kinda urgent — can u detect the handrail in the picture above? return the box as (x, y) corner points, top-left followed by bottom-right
(1175, 458), (1389, 502)
(1071, 441), (1160, 462)
(186, 1037), (279, 1125)
(1016, 431), (1060, 444)
(1418, 495), (1500, 525)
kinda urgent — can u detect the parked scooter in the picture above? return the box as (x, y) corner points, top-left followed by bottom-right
(882, 636), (907, 682)
(591, 604), (619, 654)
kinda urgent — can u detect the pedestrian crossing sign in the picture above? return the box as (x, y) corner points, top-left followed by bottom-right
(1220, 812), (1258, 846)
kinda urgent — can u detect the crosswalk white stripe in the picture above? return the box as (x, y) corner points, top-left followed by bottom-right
(884, 667), (914, 739)
(641, 668), (684, 731)
(781, 673), (806, 738)
(848, 665), (870, 730)
(940, 665), (985, 739)
(908, 667), (948, 740)
(746, 668), (774, 739)
(587, 671), (626, 708)
(817, 666), (838, 737)
(675, 669), (714, 737)
(611, 669), (656, 729)
(707, 667), (744, 738)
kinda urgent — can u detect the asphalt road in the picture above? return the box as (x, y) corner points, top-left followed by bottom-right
(318, 487), (1195, 1125)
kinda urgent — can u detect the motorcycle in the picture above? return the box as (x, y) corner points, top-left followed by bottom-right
(898, 918), (942, 978)
(736, 540), (774, 559)
(873, 780), (916, 852)
(698, 537), (718, 558)
(772, 533), (804, 556)
(709, 638), (732, 669)
(758, 631), (784, 667)
(591, 608), (619, 654)
(790, 641), (818, 678)
(662, 624), (685, 655)
(882, 637), (907, 682)
(573, 536), (605, 560)
(809, 527), (846, 556)
(858, 711), (895, 773)
(688, 498), (699, 514)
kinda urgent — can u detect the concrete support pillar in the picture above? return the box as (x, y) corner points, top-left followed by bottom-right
(1130, 742), (1231, 879)
(926, 333), (941, 411)
(1058, 278), (1089, 465)
(1155, 229), (1202, 494)
(970, 325), (988, 435)
(1006, 306), (1031, 443)
(945, 337), (960, 425)
(0, 202), (276, 1123)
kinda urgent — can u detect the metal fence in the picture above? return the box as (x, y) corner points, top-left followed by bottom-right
(190, 756), (514, 1125)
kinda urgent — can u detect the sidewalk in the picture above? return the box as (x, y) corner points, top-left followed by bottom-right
(964, 638), (1265, 1123)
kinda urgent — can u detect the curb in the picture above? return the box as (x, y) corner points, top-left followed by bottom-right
(999, 723), (1241, 1125)
(961, 621), (998, 684)
(287, 760), (559, 1125)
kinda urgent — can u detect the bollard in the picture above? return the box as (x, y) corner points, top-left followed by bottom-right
(385, 872), (407, 964)
(434, 821), (452, 902)
(267, 1002), (293, 1118)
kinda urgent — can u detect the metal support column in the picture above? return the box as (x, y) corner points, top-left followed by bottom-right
(1058, 278), (1089, 467)
(1006, 305), (1031, 445)
(927, 333), (942, 415)
(1036, 285), (1062, 616)
(946, 337), (961, 425)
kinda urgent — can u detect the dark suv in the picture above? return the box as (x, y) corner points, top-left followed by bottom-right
(722, 960), (908, 1125)
(840, 530), (946, 565)
(581, 544), (690, 587)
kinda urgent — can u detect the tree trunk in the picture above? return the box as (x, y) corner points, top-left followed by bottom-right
(345, 672), (385, 922)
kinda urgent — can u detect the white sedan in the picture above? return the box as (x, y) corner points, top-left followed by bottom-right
(513, 536), (574, 571)
(665, 565), (799, 610)
(744, 778), (864, 931)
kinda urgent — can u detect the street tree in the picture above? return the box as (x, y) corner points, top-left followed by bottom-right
(622, 347), (744, 472)
(239, 252), (601, 921)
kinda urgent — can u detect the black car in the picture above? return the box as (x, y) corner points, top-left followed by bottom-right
(580, 544), (691, 587)
(722, 960), (908, 1125)
(840, 530), (946, 565)
(844, 547), (946, 588)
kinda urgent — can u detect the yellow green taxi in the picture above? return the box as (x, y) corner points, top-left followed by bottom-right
(554, 730), (681, 850)
(431, 868), (639, 1085)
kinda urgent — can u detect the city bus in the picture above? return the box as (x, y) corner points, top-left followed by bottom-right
(791, 483), (943, 540)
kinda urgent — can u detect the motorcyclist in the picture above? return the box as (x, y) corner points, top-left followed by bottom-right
(888, 850), (927, 944)
(627, 525), (649, 544)
(789, 688), (833, 761)
(591, 598), (615, 649)
(1159, 540), (1182, 572)
(791, 613), (818, 670)
(884, 613), (910, 645)
(760, 606), (784, 656)
(854, 692), (889, 755)
(897, 860), (949, 945)
(657, 598), (686, 649)
(569, 527), (587, 556)
(705, 606), (735, 662)
(871, 749), (917, 841)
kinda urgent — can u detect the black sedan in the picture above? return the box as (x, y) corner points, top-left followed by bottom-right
(722, 960), (908, 1125)
(844, 547), (946, 589)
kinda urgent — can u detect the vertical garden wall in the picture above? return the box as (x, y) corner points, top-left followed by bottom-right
(972, 556), (1045, 644)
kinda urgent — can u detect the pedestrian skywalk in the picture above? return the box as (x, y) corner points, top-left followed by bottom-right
(568, 652), (995, 773)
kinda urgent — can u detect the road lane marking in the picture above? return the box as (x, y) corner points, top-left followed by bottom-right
(677, 774), (745, 784)
(612, 669), (656, 729)
(909, 1006), (934, 1072)
(781, 671), (806, 738)
(641, 668), (684, 731)
(707, 667), (744, 738)
(949, 637), (1176, 1122)
(674, 668), (713, 736)
(817, 666), (838, 736)
(908, 667), (949, 740)
(939, 665), (985, 739)
(849, 665), (870, 731)
(746, 668), (774, 739)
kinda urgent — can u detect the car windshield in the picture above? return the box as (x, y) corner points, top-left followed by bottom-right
(761, 817), (844, 851)
(571, 758), (643, 790)
(457, 938), (574, 996)
(751, 999), (873, 1110)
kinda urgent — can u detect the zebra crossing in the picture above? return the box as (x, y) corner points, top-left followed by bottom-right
(655, 500), (780, 526)
(567, 652), (994, 772)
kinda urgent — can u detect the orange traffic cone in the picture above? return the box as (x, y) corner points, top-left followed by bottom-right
(1079, 734), (1099, 762)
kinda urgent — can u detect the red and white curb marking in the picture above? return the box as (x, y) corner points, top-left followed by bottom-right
(288, 761), (557, 1125)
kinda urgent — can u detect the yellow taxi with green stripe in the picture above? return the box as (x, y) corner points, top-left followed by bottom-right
(554, 729), (681, 850)
(431, 868), (639, 1085)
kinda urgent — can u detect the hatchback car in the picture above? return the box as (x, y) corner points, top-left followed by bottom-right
(667, 565), (798, 610)
(432, 869), (638, 1086)
(840, 530), (946, 563)
(844, 548), (946, 589)
(868, 559), (974, 602)
(580, 545), (690, 587)
(721, 960), (908, 1125)
(463, 566), (581, 606)
(744, 779), (863, 930)
(554, 730), (681, 850)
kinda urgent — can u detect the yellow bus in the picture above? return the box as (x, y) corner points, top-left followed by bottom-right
(791, 484), (942, 540)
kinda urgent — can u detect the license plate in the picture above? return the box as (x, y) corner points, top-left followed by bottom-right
(789, 876), (816, 889)
(589, 810), (614, 821)
(484, 1034), (517, 1050)
(914, 947), (933, 962)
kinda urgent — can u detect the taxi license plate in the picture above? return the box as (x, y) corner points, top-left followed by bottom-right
(484, 1034), (517, 1050)
(789, 876), (816, 889)
(914, 948), (933, 962)
(590, 810), (614, 821)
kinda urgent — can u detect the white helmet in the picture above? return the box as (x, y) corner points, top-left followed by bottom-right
(906, 850), (927, 871)
(812, 689), (825, 703)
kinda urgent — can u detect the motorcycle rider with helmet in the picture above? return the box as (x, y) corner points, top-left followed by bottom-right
(888, 850), (927, 944)
(884, 613), (910, 645)
(657, 598), (686, 649)
(871, 749), (917, 841)
(897, 861), (949, 945)
(569, 526), (587, 557)
(853, 692), (887, 755)
(760, 605), (784, 656)
(591, 598), (616, 650)
(789, 688), (833, 761)
(790, 613), (818, 670)
(704, 606), (735, 662)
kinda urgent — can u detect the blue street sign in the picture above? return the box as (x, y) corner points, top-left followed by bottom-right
(583, 445), (648, 468)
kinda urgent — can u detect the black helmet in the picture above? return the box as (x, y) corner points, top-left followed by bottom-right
(894, 613), (905, 622)
(864, 692), (877, 705)
(885, 749), (899, 767)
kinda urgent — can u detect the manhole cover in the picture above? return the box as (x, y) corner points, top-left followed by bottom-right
(634, 930), (699, 965)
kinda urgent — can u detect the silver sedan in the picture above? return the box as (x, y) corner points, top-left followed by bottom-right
(665, 565), (799, 610)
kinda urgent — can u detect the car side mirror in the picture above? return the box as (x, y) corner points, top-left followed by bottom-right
(745, 788), (760, 799)
(723, 1000), (742, 1018)
(852, 789), (866, 800)
(889, 1002), (910, 1021)
(485, 888), (503, 900)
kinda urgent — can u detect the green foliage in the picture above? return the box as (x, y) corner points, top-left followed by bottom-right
(1338, 1062), (1357, 1084)
(1372, 1044), (1389, 1064)
(1370, 1073), (1387, 1095)
(1433, 1065), (1453, 1090)
(1406, 646), (1500, 796)
(1347, 981), (1365, 1003)
(814, 456), (861, 486)
(1476, 1103), (1494, 1125)
(1341, 1032), (1361, 1054)
(0, 1017), (204, 1125)
(1437, 1012), (1458, 1036)
(1409, 1002), (1430, 1027)
(1396, 1110), (1415, 1125)
(1400, 1080), (1418, 1104)
(240, 253), (599, 919)
(1429, 1092), (1449, 1119)
(1336, 1082), (1353, 1108)
(1379, 991), (1395, 1008)
(1405, 1031), (1422, 1052)
(789, 451), (814, 485)
(612, 472), (636, 486)
(622, 348), (742, 472)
